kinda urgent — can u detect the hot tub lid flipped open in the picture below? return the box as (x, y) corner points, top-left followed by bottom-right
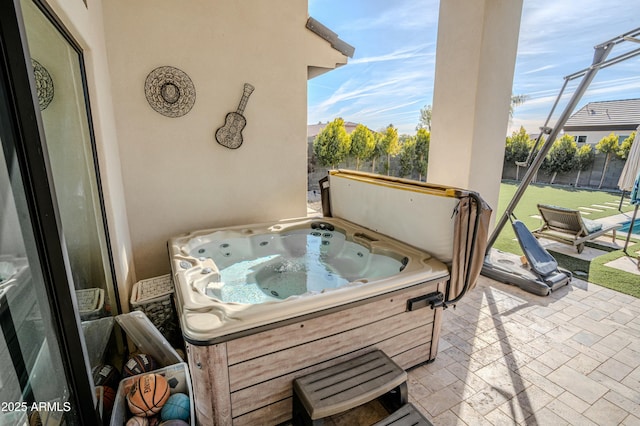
(322, 169), (492, 304)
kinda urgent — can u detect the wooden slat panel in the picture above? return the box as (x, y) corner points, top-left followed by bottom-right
(232, 398), (292, 426)
(229, 307), (433, 392)
(430, 295), (443, 360)
(226, 280), (443, 365)
(392, 343), (433, 370)
(375, 325), (430, 363)
(230, 324), (432, 417)
(189, 343), (233, 426)
(187, 343), (214, 426)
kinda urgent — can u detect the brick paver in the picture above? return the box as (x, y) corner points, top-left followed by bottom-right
(409, 275), (640, 425)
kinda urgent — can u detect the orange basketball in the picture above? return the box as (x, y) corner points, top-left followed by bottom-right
(126, 373), (170, 417)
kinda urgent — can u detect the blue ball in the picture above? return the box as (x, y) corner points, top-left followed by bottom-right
(160, 393), (190, 422)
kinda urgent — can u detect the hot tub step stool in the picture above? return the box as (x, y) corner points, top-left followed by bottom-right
(372, 402), (433, 426)
(292, 350), (408, 425)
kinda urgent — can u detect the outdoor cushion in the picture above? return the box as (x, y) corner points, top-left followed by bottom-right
(582, 218), (603, 234)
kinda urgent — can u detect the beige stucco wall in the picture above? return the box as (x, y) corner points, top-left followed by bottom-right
(565, 130), (634, 145)
(429, 0), (523, 225)
(102, 0), (347, 279)
(38, 0), (135, 312)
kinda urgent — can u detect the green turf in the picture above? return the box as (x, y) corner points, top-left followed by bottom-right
(493, 182), (640, 298)
(494, 181), (636, 255)
(588, 242), (640, 298)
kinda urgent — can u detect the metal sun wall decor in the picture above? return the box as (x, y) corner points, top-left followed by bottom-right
(144, 66), (196, 118)
(31, 59), (54, 111)
(215, 83), (255, 149)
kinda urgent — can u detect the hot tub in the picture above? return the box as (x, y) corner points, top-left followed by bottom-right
(170, 217), (451, 425)
(170, 216), (450, 344)
(169, 170), (490, 425)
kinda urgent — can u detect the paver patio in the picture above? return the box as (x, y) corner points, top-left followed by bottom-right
(408, 275), (640, 425)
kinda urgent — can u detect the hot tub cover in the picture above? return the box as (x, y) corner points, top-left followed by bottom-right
(321, 170), (492, 304)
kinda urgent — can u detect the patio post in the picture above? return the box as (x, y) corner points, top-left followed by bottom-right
(428, 0), (523, 227)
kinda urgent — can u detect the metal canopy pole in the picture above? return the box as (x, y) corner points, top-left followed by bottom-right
(623, 205), (639, 255)
(485, 27), (640, 254)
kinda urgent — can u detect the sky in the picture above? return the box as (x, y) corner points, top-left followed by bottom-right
(307, 0), (640, 136)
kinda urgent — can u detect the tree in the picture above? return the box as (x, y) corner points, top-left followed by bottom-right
(545, 134), (577, 184)
(595, 132), (620, 189)
(398, 137), (416, 178)
(504, 126), (532, 180)
(370, 132), (384, 174)
(504, 127), (532, 163)
(414, 128), (430, 181)
(510, 94), (528, 120)
(574, 144), (595, 187)
(618, 132), (636, 160)
(349, 124), (376, 170)
(313, 118), (350, 168)
(416, 105), (432, 131)
(378, 125), (400, 175)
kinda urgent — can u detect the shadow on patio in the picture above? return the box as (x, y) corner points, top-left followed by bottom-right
(408, 275), (640, 425)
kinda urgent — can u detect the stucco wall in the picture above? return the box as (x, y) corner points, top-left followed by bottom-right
(564, 130), (634, 145)
(103, 0), (344, 278)
(429, 0), (523, 222)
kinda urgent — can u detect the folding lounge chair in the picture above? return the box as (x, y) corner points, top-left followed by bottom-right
(513, 219), (571, 292)
(481, 217), (571, 296)
(532, 204), (621, 253)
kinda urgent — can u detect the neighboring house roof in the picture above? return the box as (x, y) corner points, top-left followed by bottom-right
(307, 121), (360, 138)
(564, 98), (640, 132)
(306, 17), (355, 58)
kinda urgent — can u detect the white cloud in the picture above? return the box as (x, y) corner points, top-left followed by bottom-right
(344, 0), (439, 33)
(522, 65), (555, 75)
(350, 46), (434, 65)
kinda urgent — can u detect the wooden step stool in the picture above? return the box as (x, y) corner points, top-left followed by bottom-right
(292, 350), (408, 425)
(372, 402), (434, 426)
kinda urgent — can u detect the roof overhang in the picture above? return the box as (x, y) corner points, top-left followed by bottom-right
(305, 17), (355, 79)
(564, 124), (640, 132)
(306, 17), (355, 58)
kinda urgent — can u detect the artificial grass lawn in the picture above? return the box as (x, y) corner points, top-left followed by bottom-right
(493, 182), (640, 298)
(588, 242), (640, 298)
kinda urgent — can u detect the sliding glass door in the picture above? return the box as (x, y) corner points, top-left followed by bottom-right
(20, 0), (117, 324)
(0, 0), (120, 424)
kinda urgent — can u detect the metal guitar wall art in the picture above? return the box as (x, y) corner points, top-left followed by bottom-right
(215, 83), (255, 149)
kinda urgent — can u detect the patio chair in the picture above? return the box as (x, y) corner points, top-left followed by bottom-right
(532, 204), (621, 253)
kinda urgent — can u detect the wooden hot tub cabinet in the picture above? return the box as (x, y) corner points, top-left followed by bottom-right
(186, 278), (446, 425)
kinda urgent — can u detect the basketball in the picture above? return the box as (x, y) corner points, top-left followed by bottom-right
(126, 416), (148, 426)
(127, 373), (170, 417)
(160, 393), (190, 422)
(93, 364), (120, 389)
(123, 354), (158, 377)
(102, 385), (117, 412)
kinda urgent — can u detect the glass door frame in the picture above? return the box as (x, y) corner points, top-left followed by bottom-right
(0, 0), (109, 423)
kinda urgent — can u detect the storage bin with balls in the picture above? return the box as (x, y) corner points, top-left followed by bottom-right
(109, 362), (194, 426)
